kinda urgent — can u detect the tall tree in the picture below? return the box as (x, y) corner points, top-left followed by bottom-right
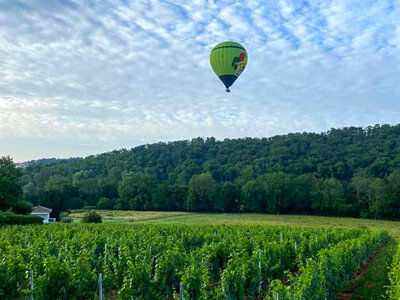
(386, 170), (400, 219)
(242, 180), (265, 212)
(118, 172), (156, 210)
(214, 182), (239, 212)
(42, 175), (78, 218)
(262, 172), (293, 215)
(311, 178), (346, 216)
(186, 173), (217, 211)
(0, 156), (23, 211)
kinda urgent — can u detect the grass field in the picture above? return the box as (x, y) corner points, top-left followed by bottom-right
(70, 210), (189, 223)
(70, 210), (400, 238)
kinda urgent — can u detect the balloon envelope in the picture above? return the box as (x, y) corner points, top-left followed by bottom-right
(209, 41), (248, 92)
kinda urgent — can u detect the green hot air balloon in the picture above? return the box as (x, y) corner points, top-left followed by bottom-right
(210, 41), (248, 92)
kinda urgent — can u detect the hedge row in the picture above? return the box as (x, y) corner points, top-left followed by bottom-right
(0, 212), (42, 225)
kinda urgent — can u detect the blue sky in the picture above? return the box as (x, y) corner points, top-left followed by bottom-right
(1, 0), (400, 162)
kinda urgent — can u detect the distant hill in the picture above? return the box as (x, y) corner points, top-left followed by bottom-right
(20, 124), (400, 220)
(16, 158), (60, 168)
(16, 158), (81, 168)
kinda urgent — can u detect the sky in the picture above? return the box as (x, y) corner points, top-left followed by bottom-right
(1, 0), (400, 162)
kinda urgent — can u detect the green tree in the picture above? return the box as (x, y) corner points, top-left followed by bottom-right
(367, 178), (386, 220)
(42, 175), (78, 219)
(214, 182), (239, 212)
(350, 170), (371, 215)
(72, 170), (100, 206)
(291, 174), (318, 214)
(96, 197), (114, 210)
(242, 180), (265, 212)
(311, 178), (346, 215)
(22, 182), (40, 204)
(262, 172), (294, 214)
(152, 183), (187, 211)
(16, 124), (400, 220)
(186, 173), (217, 211)
(235, 166), (254, 187)
(386, 170), (400, 219)
(118, 173), (156, 210)
(0, 156), (24, 212)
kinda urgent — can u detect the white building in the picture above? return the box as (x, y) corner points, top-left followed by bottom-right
(30, 206), (56, 223)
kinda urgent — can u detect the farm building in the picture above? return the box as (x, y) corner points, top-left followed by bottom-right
(30, 206), (56, 223)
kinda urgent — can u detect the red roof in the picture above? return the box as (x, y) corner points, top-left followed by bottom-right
(31, 206), (53, 213)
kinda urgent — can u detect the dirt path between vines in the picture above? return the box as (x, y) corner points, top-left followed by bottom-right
(338, 240), (395, 300)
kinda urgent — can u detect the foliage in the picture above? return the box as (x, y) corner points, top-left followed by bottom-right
(59, 212), (72, 223)
(388, 241), (400, 299)
(96, 197), (114, 210)
(0, 156), (25, 212)
(186, 173), (217, 211)
(0, 211), (42, 225)
(19, 124), (400, 219)
(0, 224), (381, 299)
(82, 211), (102, 223)
(268, 231), (389, 299)
(11, 200), (33, 215)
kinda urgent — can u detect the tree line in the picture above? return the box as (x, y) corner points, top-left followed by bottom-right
(2, 124), (399, 220)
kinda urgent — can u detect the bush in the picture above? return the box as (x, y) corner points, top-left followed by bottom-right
(59, 212), (72, 223)
(0, 211), (42, 225)
(82, 211), (102, 223)
(11, 200), (33, 215)
(96, 197), (114, 210)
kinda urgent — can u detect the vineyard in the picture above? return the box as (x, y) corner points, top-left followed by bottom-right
(388, 242), (400, 299)
(0, 224), (391, 299)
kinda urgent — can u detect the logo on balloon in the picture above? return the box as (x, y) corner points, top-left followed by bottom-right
(232, 52), (246, 76)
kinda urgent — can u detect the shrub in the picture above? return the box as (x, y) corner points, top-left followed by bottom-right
(0, 211), (42, 225)
(96, 197), (114, 210)
(59, 212), (72, 223)
(82, 211), (102, 223)
(11, 200), (33, 215)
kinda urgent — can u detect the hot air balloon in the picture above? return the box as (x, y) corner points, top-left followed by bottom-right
(210, 41), (248, 92)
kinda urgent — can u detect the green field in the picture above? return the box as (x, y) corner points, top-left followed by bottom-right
(68, 211), (400, 299)
(71, 210), (400, 238)
(3, 211), (398, 299)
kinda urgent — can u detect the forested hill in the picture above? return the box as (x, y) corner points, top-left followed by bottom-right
(21, 124), (400, 220)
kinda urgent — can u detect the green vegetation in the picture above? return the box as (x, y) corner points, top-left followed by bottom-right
(59, 211), (73, 223)
(0, 156), (32, 214)
(0, 211), (42, 225)
(70, 210), (188, 223)
(82, 211), (102, 223)
(0, 224), (380, 299)
(339, 239), (397, 300)
(270, 231), (388, 299)
(18, 124), (400, 220)
(2, 124), (399, 298)
(71, 211), (400, 237)
(388, 241), (400, 299)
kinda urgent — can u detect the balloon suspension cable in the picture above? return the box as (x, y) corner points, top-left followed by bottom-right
(225, 88), (230, 93)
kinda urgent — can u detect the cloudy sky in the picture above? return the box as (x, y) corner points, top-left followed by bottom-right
(1, 0), (400, 162)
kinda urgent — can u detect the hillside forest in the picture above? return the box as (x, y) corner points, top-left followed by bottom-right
(2, 124), (400, 220)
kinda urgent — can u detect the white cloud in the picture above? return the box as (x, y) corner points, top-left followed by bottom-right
(0, 0), (399, 161)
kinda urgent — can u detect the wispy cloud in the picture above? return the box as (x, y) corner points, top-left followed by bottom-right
(0, 0), (399, 161)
